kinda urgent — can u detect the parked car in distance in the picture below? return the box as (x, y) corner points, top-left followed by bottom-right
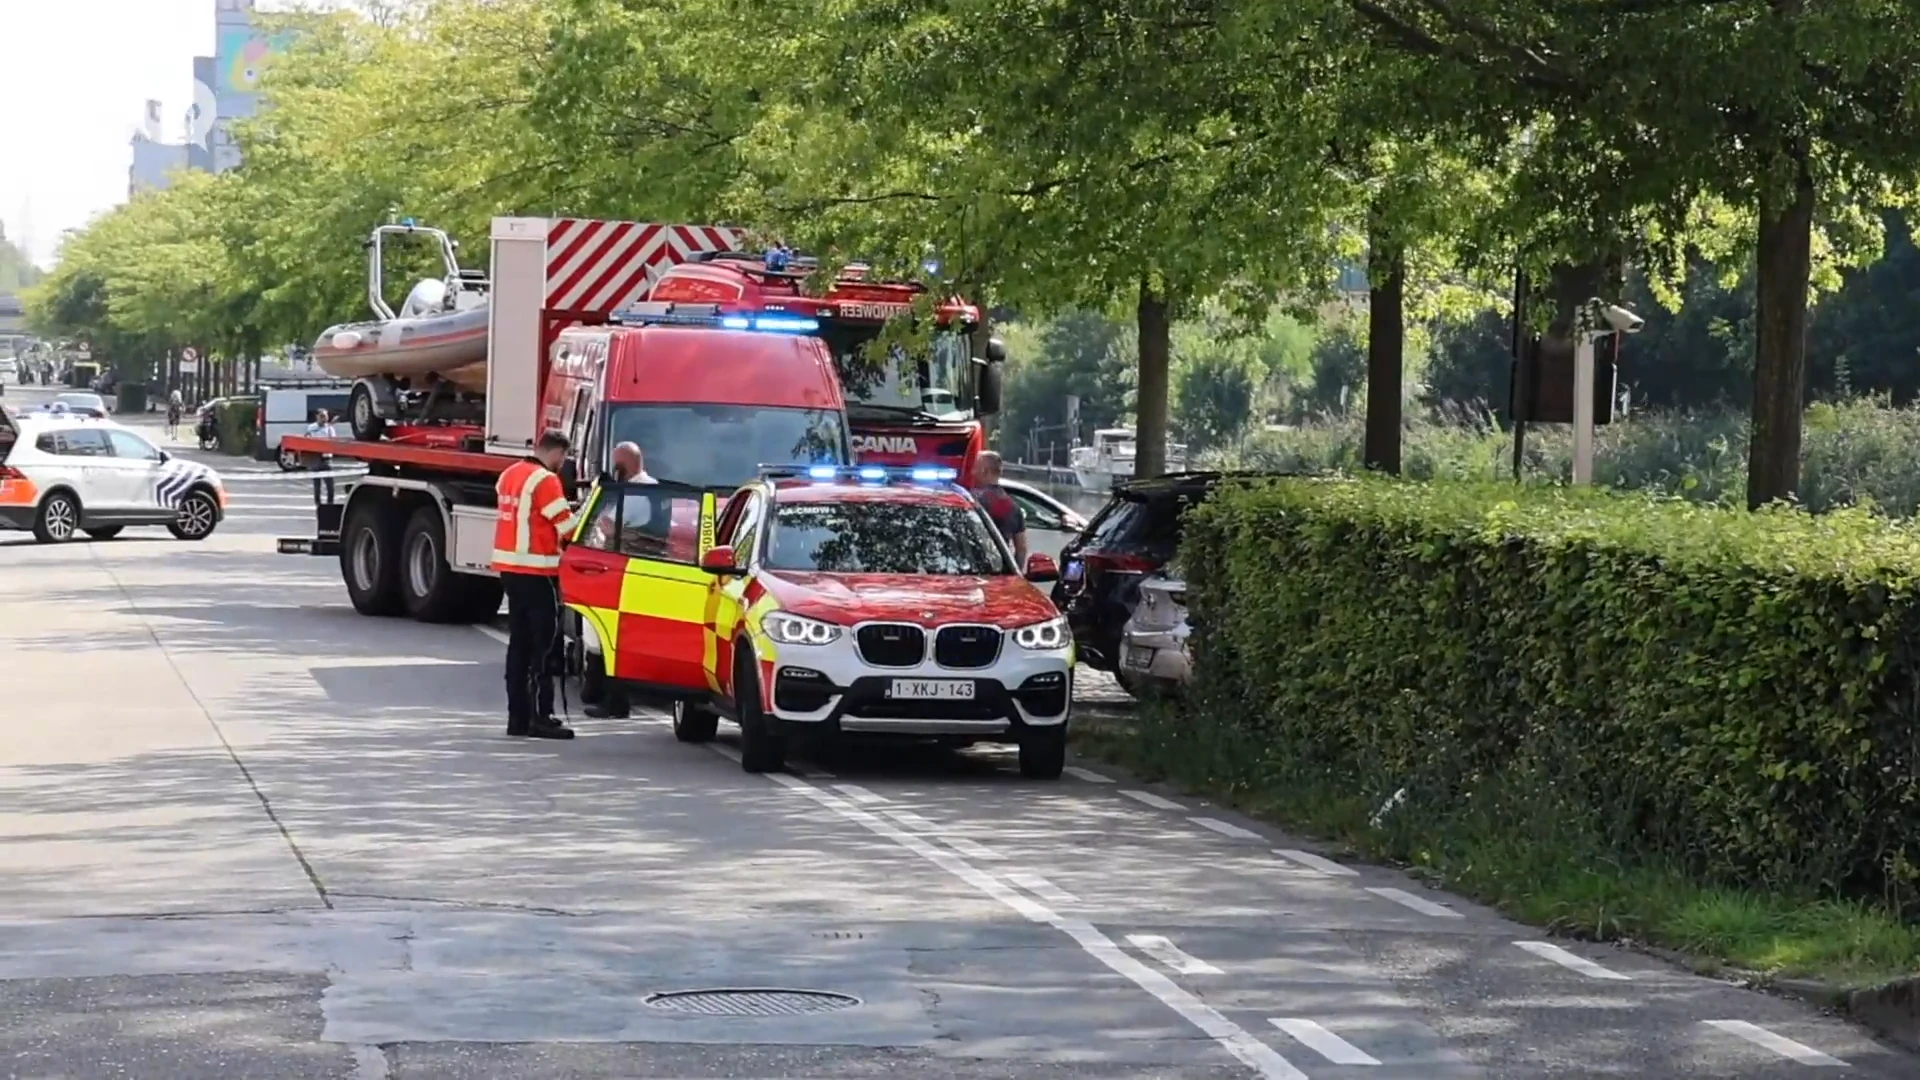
(999, 479), (1089, 563)
(1119, 571), (1190, 695)
(52, 392), (109, 418)
(1053, 471), (1281, 671)
(258, 385), (352, 469)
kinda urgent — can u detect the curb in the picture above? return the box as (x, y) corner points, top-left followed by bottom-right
(1846, 976), (1920, 1053)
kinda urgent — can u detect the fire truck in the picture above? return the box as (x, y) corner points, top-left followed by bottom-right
(646, 250), (1006, 483)
(277, 217), (852, 623)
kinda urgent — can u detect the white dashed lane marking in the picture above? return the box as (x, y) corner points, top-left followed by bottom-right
(1366, 886), (1463, 919)
(1127, 934), (1224, 975)
(1268, 1018), (1382, 1066)
(1271, 848), (1358, 876)
(1121, 789), (1186, 811)
(832, 783), (887, 805)
(474, 625), (510, 646)
(879, 808), (941, 832)
(1063, 766), (1114, 783)
(1190, 816), (1262, 841)
(1005, 871), (1079, 906)
(1701, 1020), (1848, 1067)
(716, 748), (1311, 1080)
(1515, 940), (1631, 981)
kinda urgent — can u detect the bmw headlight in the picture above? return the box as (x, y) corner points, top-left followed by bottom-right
(1012, 616), (1070, 651)
(762, 612), (843, 646)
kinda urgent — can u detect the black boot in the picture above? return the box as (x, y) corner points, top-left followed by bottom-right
(528, 717), (576, 740)
(582, 702), (629, 719)
(506, 717), (531, 737)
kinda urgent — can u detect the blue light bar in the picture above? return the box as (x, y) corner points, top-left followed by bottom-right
(753, 315), (820, 333)
(761, 464), (962, 485)
(857, 466), (889, 482)
(721, 315), (751, 330)
(910, 466), (958, 482)
(807, 464), (838, 480)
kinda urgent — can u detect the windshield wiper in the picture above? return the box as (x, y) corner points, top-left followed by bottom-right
(849, 402), (946, 424)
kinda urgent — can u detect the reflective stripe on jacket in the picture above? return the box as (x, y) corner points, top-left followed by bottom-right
(491, 459), (578, 574)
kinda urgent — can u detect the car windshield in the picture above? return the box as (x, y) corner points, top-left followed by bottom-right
(765, 500), (1011, 575)
(603, 404), (848, 490)
(817, 323), (974, 420)
(57, 394), (104, 410)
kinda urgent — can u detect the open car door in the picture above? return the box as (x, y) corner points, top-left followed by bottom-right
(560, 480), (718, 702)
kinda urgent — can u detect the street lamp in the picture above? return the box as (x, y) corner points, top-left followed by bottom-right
(1570, 298), (1644, 486)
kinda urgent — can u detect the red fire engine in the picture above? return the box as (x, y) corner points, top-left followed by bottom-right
(646, 250), (1006, 483)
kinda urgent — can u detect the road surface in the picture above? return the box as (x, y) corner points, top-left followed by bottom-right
(0, 384), (1911, 1078)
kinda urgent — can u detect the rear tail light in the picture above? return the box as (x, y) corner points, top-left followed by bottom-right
(0, 466), (23, 481)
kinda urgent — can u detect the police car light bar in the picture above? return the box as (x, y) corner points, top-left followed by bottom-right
(758, 464), (960, 484)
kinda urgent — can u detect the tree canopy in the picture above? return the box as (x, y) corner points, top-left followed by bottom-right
(26, 0), (1920, 503)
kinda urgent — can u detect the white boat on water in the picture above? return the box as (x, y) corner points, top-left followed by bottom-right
(1069, 428), (1187, 491)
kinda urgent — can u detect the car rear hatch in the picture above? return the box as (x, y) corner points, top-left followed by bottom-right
(1055, 481), (1197, 664)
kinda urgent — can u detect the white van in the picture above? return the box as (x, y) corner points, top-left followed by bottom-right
(258, 385), (353, 469)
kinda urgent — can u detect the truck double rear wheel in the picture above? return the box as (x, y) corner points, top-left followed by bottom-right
(399, 506), (502, 623)
(341, 500), (404, 616)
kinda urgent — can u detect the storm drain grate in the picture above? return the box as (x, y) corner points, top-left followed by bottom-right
(643, 988), (861, 1017)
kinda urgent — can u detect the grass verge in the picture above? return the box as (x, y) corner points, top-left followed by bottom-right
(1070, 707), (1920, 990)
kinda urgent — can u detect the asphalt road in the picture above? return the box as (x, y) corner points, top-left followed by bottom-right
(2, 383), (1913, 1078)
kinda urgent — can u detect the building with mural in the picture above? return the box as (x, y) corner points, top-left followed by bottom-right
(129, 0), (293, 191)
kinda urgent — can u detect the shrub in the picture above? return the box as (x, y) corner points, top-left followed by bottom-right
(214, 399), (258, 455)
(1228, 399), (1920, 515)
(1181, 476), (1920, 909)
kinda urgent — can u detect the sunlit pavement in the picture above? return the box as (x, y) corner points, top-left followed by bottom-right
(1, 412), (1914, 1078)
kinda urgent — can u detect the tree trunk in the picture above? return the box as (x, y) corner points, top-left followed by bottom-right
(1747, 153), (1815, 509)
(1135, 279), (1172, 478)
(1363, 225), (1406, 474)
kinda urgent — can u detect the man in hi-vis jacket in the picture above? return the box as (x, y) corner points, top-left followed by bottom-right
(491, 431), (579, 739)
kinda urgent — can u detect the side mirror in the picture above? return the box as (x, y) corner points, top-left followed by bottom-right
(155, 450), (170, 463)
(977, 358), (1005, 416)
(1024, 552), (1059, 582)
(700, 545), (737, 574)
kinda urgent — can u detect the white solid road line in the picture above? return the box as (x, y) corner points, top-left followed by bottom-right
(832, 782), (888, 805)
(1272, 848), (1358, 876)
(939, 835), (1002, 861)
(1190, 816), (1262, 841)
(1701, 1020), (1849, 1067)
(474, 625), (510, 646)
(1063, 766), (1114, 783)
(1367, 886), (1464, 918)
(1126, 934), (1224, 975)
(1121, 789), (1186, 811)
(880, 807), (941, 832)
(707, 744), (743, 763)
(720, 752), (1310, 1080)
(1005, 871), (1080, 906)
(1268, 1018), (1383, 1066)
(1515, 940), (1631, 981)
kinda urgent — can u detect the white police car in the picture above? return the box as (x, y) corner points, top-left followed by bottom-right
(0, 410), (225, 543)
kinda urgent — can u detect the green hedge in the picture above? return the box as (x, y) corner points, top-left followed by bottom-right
(1183, 477), (1920, 907)
(215, 399), (258, 456)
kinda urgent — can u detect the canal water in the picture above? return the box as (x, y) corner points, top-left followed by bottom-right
(1020, 476), (1112, 517)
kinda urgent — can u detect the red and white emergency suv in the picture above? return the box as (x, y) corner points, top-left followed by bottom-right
(558, 465), (1074, 777)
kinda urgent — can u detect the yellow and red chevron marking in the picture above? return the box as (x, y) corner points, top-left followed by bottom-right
(544, 219), (745, 314)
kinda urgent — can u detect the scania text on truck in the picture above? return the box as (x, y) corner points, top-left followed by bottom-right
(277, 216), (852, 624)
(645, 250), (1007, 483)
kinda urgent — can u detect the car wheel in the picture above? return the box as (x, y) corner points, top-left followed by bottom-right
(340, 498), (403, 616)
(398, 507), (468, 622)
(277, 445), (301, 471)
(1018, 727), (1067, 780)
(83, 525), (123, 541)
(673, 700), (720, 744)
(736, 653), (785, 773)
(167, 489), (220, 541)
(33, 491), (80, 543)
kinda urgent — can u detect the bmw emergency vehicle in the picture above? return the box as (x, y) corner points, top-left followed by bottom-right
(0, 410), (224, 543)
(559, 465), (1074, 777)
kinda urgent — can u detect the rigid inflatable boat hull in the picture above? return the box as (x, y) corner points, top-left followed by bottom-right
(312, 304), (489, 393)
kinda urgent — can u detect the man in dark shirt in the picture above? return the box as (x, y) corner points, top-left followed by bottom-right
(971, 451), (1029, 566)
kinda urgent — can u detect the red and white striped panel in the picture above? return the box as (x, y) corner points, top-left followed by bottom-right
(543, 219), (744, 314)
